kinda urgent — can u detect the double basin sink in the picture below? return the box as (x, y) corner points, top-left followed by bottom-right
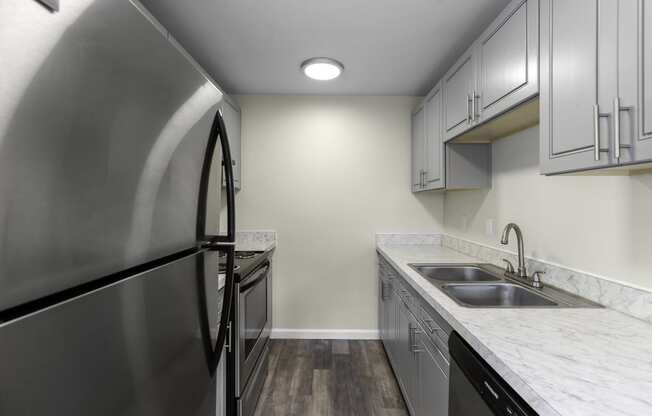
(409, 264), (599, 308)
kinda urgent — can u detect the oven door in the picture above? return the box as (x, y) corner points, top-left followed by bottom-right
(237, 261), (271, 393)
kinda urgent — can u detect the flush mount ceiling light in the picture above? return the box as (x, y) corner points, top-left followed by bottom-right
(301, 57), (344, 81)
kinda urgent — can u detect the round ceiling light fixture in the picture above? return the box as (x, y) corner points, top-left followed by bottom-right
(301, 57), (344, 81)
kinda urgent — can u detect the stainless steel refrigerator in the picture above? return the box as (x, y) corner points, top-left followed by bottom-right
(0, 1), (236, 415)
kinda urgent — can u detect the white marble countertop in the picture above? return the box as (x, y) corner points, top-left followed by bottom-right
(377, 244), (652, 416)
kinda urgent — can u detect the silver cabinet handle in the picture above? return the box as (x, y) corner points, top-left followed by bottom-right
(613, 97), (634, 159)
(593, 104), (611, 161)
(381, 283), (391, 300)
(423, 318), (436, 334)
(224, 322), (232, 353)
(467, 93), (472, 124)
(593, 104), (600, 161)
(409, 325), (423, 353)
(471, 91), (478, 122)
(614, 98), (621, 159)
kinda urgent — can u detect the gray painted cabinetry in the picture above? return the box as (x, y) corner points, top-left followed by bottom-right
(413, 83), (446, 191)
(540, 0), (652, 174)
(443, 46), (477, 141)
(220, 95), (242, 189)
(412, 0), (537, 192)
(476, 0), (539, 123)
(424, 84), (446, 190)
(443, 0), (539, 143)
(378, 257), (450, 416)
(412, 84), (492, 193)
(411, 106), (426, 192)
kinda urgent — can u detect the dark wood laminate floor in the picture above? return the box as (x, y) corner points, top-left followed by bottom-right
(253, 339), (408, 416)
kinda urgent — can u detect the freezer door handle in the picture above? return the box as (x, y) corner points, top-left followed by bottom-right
(196, 248), (235, 375)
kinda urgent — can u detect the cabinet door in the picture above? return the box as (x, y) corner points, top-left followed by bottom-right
(411, 105), (426, 192)
(387, 287), (398, 361)
(221, 98), (241, 189)
(378, 277), (386, 343)
(443, 46), (476, 141)
(424, 83), (445, 190)
(396, 301), (416, 415)
(476, 0), (538, 122)
(623, 0), (652, 164)
(539, 0), (618, 174)
(417, 334), (449, 416)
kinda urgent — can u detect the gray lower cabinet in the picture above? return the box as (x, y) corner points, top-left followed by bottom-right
(417, 333), (449, 416)
(396, 299), (418, 415)
(378, 257), (449, 416)
(540, 0), (652, 174)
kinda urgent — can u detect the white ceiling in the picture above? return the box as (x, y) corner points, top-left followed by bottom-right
(140, 0), (511, 96)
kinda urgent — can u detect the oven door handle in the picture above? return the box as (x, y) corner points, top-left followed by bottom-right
(240, 262), (270, 292)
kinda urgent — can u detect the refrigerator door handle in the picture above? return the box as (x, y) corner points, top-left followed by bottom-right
(196, 107), (237, 374)
(197, 107), (236, 246)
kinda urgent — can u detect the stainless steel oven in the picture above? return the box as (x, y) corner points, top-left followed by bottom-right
(233, 259), (271, 416)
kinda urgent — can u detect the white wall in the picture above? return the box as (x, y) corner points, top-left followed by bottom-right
(233, 95), (445, 333)
(444, 126), (652, 291)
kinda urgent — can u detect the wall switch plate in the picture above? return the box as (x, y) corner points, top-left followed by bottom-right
(485, 219), (495, 236)
(37, 0), (59, 12)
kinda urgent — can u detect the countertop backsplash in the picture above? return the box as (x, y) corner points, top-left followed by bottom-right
(236, 230), (277, 252)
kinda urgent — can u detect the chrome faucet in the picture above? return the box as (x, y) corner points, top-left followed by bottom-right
(500, 223), (527, 279)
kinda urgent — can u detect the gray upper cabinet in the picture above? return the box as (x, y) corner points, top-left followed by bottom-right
(539, 0), (615, 174)
(424, 83), (446, 190)
(540, 0), (652, 174)
(411, 105), (427, 192)
(476, 0), (538, 122)
(624, 0), (652, 165)
(443, 0), (539, 143)
(220, 96), (242, 189)
(443, 46), (477, 141)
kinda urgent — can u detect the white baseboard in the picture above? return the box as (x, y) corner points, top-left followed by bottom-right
(270, 328), (380, 340)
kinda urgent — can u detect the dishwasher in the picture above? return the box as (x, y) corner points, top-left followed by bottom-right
(448, 332), (538, 416)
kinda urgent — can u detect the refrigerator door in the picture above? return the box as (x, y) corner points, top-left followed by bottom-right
(0, 250), (225, 416)
(0, 0), (223, 312)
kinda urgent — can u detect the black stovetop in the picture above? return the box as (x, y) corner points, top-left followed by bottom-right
(218, 250), (271, 281)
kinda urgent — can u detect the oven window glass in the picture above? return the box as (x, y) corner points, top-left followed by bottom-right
(244, 276), (268, 358)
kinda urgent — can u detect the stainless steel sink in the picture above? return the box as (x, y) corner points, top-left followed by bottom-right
(410, 265), (501, 283)
(408, 263), (600, 308)
(441, 283), (558, 307)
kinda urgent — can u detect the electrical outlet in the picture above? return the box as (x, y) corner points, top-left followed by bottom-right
(485, 219), (495, 236)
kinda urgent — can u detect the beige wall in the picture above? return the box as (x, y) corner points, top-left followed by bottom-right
(234, 95), (445, 332)
(444, 126), (652, 291)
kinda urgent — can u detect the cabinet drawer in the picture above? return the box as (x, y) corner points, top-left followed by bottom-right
(418, 304), (449, 353)
(422, 333), (449, 377)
